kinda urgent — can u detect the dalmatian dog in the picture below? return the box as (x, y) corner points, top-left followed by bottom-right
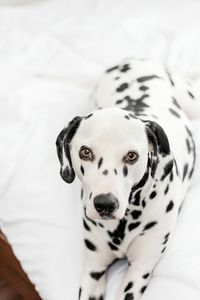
(56, 58), (200, 300)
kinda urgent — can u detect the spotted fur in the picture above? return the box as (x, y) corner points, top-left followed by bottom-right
(56, 58), (199, 300)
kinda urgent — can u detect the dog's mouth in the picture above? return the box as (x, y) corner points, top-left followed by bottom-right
(99, 213), (116, 220)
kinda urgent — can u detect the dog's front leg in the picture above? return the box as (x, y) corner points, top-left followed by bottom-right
(116, 219), (176, 300)
(116, 261), (153, 300)
(79, 232), (116, 300)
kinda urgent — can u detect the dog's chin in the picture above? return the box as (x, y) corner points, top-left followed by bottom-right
(85, 210), (125, 221)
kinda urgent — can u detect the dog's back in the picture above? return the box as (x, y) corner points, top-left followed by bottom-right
(92, 58), (198, 194)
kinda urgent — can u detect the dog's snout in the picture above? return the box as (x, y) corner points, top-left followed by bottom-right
(94, 193), (119, 216)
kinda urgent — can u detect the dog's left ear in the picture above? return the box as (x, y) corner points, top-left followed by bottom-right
(145, 120), (170, 157)
(56, 116), (82, 183)
(144, 120), (173, 177)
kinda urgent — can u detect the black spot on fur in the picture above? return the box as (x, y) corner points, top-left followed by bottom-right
(114, 169), (118, 175)
(170, 170), (173, 181)
(166, 70), (175, 86)
(79, 287), (82, 299)
(187, 90), (195, 99)
(143, 273), (150, 279)
(128, 113), (137, 119)
(124, 282), (133, 293)
(125, 94), (149, 113)
(108, 219), (127, 245)
(174, 159), (179, 176)
(166, 200), (174, 213)
(98, 222), (104, 228)
(83, 219), (91, 231)
(162, 247), (166, 253)
(139, 85), (149, 91)
(131, 210), (142, 220)
(183, 164), (188, 181)
(178, 203), (183, 214)
(89, 297), (96, 300)
(164, 184), (169, 195)
(116, 99), (123, 104)
(124, 293), (134, 300)
(185, 126), (196, 180)
(112, 237), (122, 245)
(149, 191), (157, 199)
(80, 165), (84, 175)
(116, 94), (149, 114)
(84, 239), (97, 251)
(85, 113), (93, 119)
(140, 285), (147, 294)
(186, 138), (192, 154)
(160, 160), (174, 181)
(106, 65), (119, 73)
(89, 192), (92, 199)
(99, 295), (104, 300)
(81, 189), (83, 199)
(103, 169), (108, 175)
(144, 221), (157, 231)
(123, 165), (128, 177)
(125, 115), (130, 120)
(165, 232), (170, 239)
(189, 167), (195, 180)
(137, 75), (161, 82)
(120, 64), (130, 72)
(142, 199), (146, 208)
(116, 83), (129, 92)
(125, 208), (130, 216)
(128, 222), (141, 231)
(90, 270), (105, 280)
(115, 76), (120, 80)
(108, 242), (118, 251)
(169, 108), (181, 118)
(98, 158), (103, 169)
(185, 125), (193, 137)
(172, 97), (181, 109)
(132, 190), (141, 206)
(163, 232), (170, 245)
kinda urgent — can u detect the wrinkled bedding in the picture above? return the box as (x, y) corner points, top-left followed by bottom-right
(0, 0), (200, 299)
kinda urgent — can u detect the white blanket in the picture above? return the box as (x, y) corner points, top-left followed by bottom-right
(0, 1), (200, 299)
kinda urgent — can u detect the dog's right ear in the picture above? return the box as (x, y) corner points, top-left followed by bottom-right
(56, 116), (82, 183)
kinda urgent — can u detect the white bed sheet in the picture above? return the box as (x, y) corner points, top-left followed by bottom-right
(0, 1), (200, 299)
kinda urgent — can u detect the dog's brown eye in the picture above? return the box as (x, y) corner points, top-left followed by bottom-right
(79, 147), (93, 161)
(124, 151), (138, 164)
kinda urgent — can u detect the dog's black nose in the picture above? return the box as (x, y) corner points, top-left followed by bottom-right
(94, 193), (119, 216)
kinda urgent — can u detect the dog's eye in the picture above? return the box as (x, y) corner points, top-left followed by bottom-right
(124, 151), (138, 164)
(79, 147), (93, 161)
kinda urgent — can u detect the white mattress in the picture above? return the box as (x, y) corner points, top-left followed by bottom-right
(0, 1), (200, 299)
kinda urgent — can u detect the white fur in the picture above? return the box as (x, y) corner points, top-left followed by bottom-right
(57, 58), (199, 300)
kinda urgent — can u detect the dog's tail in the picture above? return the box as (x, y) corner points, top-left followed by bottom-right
(167, 70), (200, 119)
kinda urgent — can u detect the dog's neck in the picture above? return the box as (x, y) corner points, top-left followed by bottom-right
(128, 151), (174, 210)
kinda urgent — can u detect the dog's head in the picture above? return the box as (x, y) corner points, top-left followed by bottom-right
(56, 108), (171, 220)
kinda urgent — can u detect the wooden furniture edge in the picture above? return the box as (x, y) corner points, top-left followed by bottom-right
(0, 230), (42, 300)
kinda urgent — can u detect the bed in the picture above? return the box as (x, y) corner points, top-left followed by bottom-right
(0, 0), (200, 299)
